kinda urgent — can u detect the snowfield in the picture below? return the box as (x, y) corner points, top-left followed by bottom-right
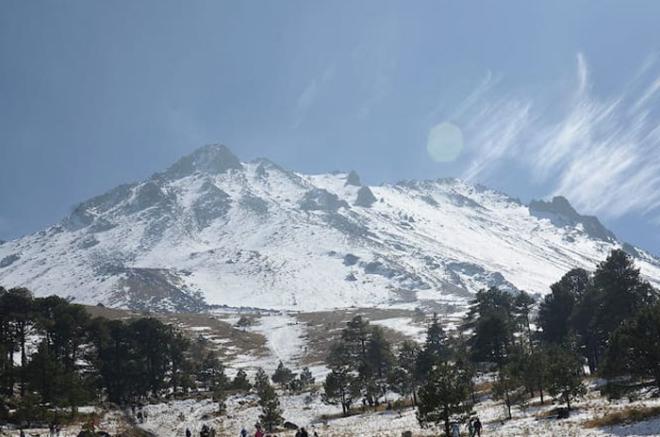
(2, 145), (660, 314)
(8, 382), (660, 437)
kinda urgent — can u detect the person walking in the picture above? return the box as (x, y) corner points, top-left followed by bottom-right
(186, 427), (192, 437)
(451, 422), (460, 437)
(467, 418), (474, 437)
(473, 417), (482, 437)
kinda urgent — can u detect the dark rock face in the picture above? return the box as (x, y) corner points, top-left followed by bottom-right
(300, 188), (349, 212)
(109, 267), (207, 312)
(192, 181), (232, 228)
(355, 186), (377, 207)
(529, 196), (616, 242)
(239, 194), (269, 215)
(125, 181), (171, 215)
(446, 261), (518, 292)
(163, 144), (243, 179)
(64, 184), (134, 231)
(345, 170), (362, 186)
(343, 253), (360, 266)
(0, 253), (20, 268)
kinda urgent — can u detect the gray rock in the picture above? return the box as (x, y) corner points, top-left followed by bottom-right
(355, 186), (377, 207)
(162, 144), (243, 179)
(345, 170), (361, 186)
(0, 253), (20, 268)
(300, 188), (349, 212)
(529, 196), (615, 242)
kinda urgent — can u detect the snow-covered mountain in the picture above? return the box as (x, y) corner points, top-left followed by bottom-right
(1, 144), (659, 312)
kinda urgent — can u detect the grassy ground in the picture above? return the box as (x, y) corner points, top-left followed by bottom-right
(294, 307), (424, 365)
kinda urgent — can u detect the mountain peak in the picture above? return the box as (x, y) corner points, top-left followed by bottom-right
(529, 196), (616, 242)
(161, 144), (243, 179)
(345, 170), (361, 186)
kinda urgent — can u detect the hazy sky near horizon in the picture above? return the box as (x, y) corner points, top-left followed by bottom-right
(2, 1), (660, 253)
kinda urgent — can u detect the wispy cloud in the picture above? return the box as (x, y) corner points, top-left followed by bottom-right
(292, 65), (335, 128)
(455, 53), (660, 222)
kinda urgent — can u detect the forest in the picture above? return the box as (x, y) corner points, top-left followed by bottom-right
(1, 249), (660, 436)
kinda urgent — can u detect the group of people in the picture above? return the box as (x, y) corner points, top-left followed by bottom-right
(130, 404), (149, 424)
(239, 424), (319, 437)
(185, 424), (218, 437)
(450, 416), (482, 437)
(48, 422), (63, 437)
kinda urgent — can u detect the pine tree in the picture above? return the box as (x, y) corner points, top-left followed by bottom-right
(416, 313), (448, 380)
(298, 367), (315, 388)
(323, 342), (360, 416)
(545, 345), (585, 412)
(363, 326), (393, 406)
(258, 382), (283, 432)
(416, 361), (472, 437)
(462, 287), (515, 367)
(254, 367), (269, 395)
(390, 340), (420, 406)
(231, 369), (252, 392)
(271, 361), (296, 389)
(538, 269), (589, 344)
(592, 250), (657, 347)
(603, 302), (660, 390)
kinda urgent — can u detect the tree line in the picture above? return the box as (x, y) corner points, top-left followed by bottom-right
(321, 249), (660, 435)
(0, 288), (234, 425)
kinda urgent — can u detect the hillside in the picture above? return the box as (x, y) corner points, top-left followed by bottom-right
(1, 144), (659, 312)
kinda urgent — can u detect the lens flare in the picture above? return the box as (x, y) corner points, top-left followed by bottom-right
(426, 122), (464, 162)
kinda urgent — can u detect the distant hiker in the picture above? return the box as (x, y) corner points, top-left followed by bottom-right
(467, 419), (474, 437)
(240, 429), (248, 437)
(255, 424), (265, 437)
(200, 424), (211, 437)
(300, 428), (309, 437)
(186, 428), (192, 437)
(473, 417), (482, 437)
(451, 422), (460, 437)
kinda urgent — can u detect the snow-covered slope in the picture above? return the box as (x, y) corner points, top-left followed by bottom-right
(1, 144), (659, 312)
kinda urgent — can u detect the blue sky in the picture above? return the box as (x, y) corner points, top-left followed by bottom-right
(2, 1), (660, 253)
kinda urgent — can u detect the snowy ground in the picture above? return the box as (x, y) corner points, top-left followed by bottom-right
(131, 384), (660, 437)
(3, 383), (660, 437)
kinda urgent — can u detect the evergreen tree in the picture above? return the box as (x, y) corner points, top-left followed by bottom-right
(603, 302), (660, 389)
(492, 362), (526, 420)
(271, 361), (296, 389)
(231, 369), (252, 392)
(298, 367), (315, 388)
(323, 342), (360, 416)
(197, 351), (227, 393)
(462, 287), (515, 367)
(545, 345), (585, 411)
(416, 361), (472, 437)
(416, 313), (448, 380)
(3, 287), (35, 396)
(363, 326), (394, 405)
(538, 269), (589, 344)
(592, 250), (657, 348)
(254, 367), (270, 395)
(390, 340), (421, 406)
(258, 382), (283, 432)
(512, 291), (535, 349)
